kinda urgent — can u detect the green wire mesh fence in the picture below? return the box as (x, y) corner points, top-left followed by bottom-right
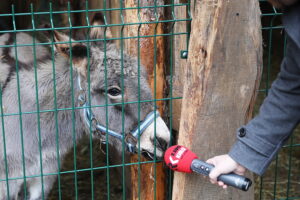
(0, 1), (189, 199)
(0, 0), (299, 200)
(258, 1), (300, 200)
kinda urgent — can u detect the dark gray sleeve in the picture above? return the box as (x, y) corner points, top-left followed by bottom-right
(228, 35), (300, 176)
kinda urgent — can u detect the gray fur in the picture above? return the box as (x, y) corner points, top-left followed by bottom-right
(0, 33), (10, 88)
(8, 33), (49, 65)
(0, 26), (170, 199)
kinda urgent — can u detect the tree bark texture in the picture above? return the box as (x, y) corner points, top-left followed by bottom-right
(172, 0), (262, 199)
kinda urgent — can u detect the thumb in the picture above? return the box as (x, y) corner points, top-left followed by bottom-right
(206, 158), (220, 181)
(206, 158), (215, 166)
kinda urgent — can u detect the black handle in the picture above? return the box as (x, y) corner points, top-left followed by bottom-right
(218, 172), (252, 191)
(191, 159), (252, 191)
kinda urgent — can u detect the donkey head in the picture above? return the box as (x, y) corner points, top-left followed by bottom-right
(51, 13), (170, 159)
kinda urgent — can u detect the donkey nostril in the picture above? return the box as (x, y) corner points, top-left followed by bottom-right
(141, 151), (154, 161)
(155, 137), (168, 151)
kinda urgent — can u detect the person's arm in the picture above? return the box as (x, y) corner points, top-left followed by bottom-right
(229, 33), (300, 175)
(207, 34), (300, 187)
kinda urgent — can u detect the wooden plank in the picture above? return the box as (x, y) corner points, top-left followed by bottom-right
(124, 1), (166, 200)
(109, 0), (122, 48)
(172, 0), (262, 199)
(172, 0), (188, 131)
(124, 1), (165, 115)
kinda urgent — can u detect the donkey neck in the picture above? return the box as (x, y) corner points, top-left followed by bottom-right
(37, 55), (83, 112)
(43, 55), (86, 138)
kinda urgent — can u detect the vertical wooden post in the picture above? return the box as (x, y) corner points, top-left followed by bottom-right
(108, 0), (122, 48)
(124, 1), (165, 114)
(172, 0), (188, 132)
(124, 1), (166, 200)
(172, 0), (262, 200)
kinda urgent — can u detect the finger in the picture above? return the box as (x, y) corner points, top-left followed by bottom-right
(234, 170), (245, 176)
(223, 184), (228, 189)
(210, 179), (217, 184)
(209, 168), (221, 182)
(218, 181), (224, 187)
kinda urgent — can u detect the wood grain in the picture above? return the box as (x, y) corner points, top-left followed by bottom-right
(172, 0), (189, 132)
(172, 0), (262, 199)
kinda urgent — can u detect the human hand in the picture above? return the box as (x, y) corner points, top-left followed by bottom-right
(206, 154), (246, 189)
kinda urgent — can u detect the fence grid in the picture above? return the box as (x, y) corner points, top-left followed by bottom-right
(0, 1), (189, 199)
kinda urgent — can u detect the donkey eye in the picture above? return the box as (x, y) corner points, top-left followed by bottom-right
(107, 87), (121, 96)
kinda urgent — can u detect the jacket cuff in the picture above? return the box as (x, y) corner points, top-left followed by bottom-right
(228, 127), (282, 176)
(235, 126), (276, 157)
(228, 140), (270, 176)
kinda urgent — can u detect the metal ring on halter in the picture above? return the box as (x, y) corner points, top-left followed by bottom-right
(78, 91), (86, 106)
(126, 110), (160, 153)
(125, 134), (138, 153)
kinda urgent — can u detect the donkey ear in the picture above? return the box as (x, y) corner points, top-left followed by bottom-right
(52, 30), (89, 77)
(89, 13), (113, 40)
(52, 30), (74, 56)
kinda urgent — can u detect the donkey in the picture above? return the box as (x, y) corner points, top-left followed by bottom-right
(0, 13), (170, 200)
